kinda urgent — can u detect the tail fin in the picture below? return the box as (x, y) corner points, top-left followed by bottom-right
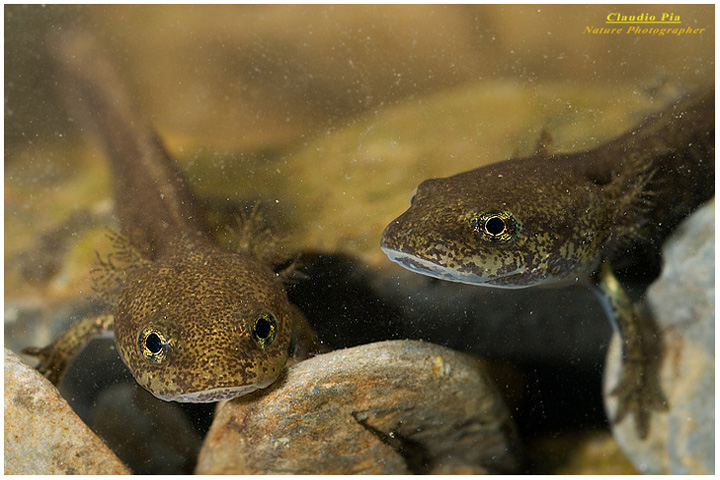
(49, 31), (213, 260)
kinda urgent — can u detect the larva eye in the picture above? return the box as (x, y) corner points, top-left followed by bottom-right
(138, 327), (172, 363)
(471, 211), (519, 245)
(251, 313), (277, 350)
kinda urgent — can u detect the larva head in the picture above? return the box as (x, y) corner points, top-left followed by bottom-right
(114, 249), (292, 402)
(381, 157), (611, 288)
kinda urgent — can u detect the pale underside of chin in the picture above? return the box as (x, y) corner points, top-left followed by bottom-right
(154, 383), (265, 403)
(382, 246), (533, 289)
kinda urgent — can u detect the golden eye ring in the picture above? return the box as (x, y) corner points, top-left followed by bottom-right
(471, 211), (519, 245)
(138, 327), (172, 363)
(251, 313), (278, 350)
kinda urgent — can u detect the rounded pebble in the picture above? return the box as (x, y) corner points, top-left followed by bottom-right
(196, 340), (520, 474)
(4, 348), (130, 474)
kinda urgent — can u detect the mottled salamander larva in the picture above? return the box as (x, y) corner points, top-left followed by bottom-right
(381, 90), (714, 438)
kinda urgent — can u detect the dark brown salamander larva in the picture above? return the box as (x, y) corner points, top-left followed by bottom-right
(381, 90), (714, 438)
(24, 32), (316, 402)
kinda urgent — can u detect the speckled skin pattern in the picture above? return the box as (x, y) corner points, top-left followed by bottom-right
(113, 242), (295, 402)
(26, 32), (304, 402)
(383, 160), (610, 287)
(381, 90), (714, 438)
(381, 90), (714, 287)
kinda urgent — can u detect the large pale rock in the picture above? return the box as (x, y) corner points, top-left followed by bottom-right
(605, 200), (714, 474)
(197, 340), (520, 474)
(4, 348), (130, 474)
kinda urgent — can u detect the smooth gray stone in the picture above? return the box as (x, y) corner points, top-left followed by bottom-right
(605, 199), (714, 474)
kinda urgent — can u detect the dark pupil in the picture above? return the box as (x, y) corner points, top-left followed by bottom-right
(255, 317), (272, 339)
(145, 333), (163, 353)
(485, 216), (506, 235)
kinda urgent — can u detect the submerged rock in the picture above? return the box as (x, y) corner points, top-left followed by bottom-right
(196, 340), (520, 474)
(4, 348), (130, 475)
(604, 199), (715, 474)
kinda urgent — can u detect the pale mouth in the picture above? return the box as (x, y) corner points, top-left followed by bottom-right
(153, 384), (263, 403)
(381, 246), (528, 289)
